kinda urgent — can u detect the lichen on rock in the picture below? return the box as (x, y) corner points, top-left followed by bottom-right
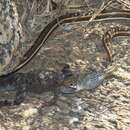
(0, 0), (23, 75)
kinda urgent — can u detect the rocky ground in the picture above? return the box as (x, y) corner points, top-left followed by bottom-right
(0, 0), (130, 130)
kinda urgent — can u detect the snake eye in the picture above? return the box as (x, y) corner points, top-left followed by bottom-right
(0, 32), (2, 35)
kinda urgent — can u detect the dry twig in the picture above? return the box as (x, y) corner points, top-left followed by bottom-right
(116, 0), (130, 9)
(83, 0), (113, 37)
(85, 0), (113, 27)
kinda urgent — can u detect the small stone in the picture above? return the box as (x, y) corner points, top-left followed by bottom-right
(83, 33), (90, 39)
(69, 117), (79, 124)
(21, 108), (38, 118)
(39, 73), (45, 79)
(64, 25), (73, 32)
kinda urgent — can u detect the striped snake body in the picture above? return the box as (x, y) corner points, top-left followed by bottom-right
(103, 26), (130, 61)
(1, 11), (130, 77)
(0, 11), (130, 105)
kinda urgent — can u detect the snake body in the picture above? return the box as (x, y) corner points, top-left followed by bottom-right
(1, 11), (130, 77)
(103, 26), (130, 61)
(0, 11), (130, 105)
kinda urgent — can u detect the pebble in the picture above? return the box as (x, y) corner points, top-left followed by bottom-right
(64, 25), (73, 32)
(21, 108), (38, 118)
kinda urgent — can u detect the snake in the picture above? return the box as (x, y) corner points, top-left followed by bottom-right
(103, 26), (130, 61)
(0, 11), (130, 105)
(0, 11), (130, 78)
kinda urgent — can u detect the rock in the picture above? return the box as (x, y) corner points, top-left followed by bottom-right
(0, 0), (23, 74)
(64, 25), (73, 32)
(21, 108), (38, 118)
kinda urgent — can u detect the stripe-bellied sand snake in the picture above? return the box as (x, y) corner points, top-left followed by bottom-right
(0, 11), (130, 78)
(0, 11), (130, 106)
(103, 26), (130, 61)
